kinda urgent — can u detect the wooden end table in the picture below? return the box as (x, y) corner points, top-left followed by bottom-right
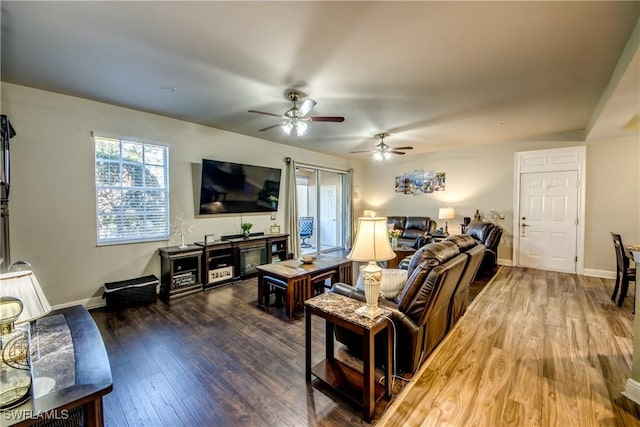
(305, 293), (392, 422)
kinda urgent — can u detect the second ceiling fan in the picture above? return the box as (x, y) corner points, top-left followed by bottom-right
(248, 90), (344, 136)
(351, 133), (413, 160)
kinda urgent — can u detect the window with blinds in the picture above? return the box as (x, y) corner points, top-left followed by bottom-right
(95, 136), (169, 245)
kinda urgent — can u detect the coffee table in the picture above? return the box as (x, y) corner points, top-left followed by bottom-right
(256, 256), (352, 319)
(386, 246), (416, 269)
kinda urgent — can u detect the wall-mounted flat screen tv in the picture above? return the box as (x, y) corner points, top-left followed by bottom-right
(199, 159), (282, 214)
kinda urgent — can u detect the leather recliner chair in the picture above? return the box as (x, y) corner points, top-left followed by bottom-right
(331, 240), (466, 374)
(465, 221), (502, 274)
(387, 216), (437, 247)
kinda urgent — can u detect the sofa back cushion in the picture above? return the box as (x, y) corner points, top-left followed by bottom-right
(466, 221), (495, 244)
(445, 234), (477, 251)
(485, 226), (503, 253)
(396, 241), (463, 325)
(399, 217), (426, 239)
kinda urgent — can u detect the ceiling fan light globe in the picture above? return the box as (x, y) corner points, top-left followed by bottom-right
(373, 151), (384, 161)
(282, 122), (293, 135)
(296, 121), (307, 136)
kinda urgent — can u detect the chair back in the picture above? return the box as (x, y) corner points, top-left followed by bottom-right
(299, 217), (314, 238)
(612, 233), (629, 274)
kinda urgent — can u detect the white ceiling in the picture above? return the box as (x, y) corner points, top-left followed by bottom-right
(1, 1), (639, 158)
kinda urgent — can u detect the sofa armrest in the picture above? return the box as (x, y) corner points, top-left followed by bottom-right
(330, 283), (366, 302)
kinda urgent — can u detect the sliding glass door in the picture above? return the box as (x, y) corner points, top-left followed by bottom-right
(296, 166), (347, 254)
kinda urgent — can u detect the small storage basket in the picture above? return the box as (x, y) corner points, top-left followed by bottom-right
(103, 275), (158, 310)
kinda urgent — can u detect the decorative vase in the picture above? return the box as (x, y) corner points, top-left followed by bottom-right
(178, 231), (187, 249)
(242, 229), (251, 238)
(391, 236), (398, 249)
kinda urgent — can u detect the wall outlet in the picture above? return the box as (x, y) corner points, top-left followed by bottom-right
(271, 214), (276, 220)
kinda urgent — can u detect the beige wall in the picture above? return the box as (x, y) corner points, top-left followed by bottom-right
(0, 83), (362, 306)
(359, 136), (639, 273)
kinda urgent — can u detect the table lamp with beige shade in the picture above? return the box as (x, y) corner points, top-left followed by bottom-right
(438, 207), (456, 235)
(347, 215), (395, 319)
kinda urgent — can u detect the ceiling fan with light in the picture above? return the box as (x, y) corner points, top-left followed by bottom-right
(351, 133), (413, 160)
(248, 91), (344, 136)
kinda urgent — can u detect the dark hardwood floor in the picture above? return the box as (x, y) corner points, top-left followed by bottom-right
(92, 278), (389, 426)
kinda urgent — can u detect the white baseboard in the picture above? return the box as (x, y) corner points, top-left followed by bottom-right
(623, 378), (640, 405)
(496, 262), (615, 279)
(583, 268), (616, 279)
(52, 296), (106, 311)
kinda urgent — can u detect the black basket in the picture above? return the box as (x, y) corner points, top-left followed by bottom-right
(103, 275), (158, 310)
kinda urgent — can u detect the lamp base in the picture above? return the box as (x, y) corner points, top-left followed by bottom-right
(355, 304), (384, 319)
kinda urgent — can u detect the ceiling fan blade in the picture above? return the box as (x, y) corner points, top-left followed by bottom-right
(298, 99), (317, 116)
(248, 109), (284, 118)
(309, 116), (345, 122)
(390, 150), (407, 155)
(258, 123), (285, 132)
(350, 150), (372, 154)
(393, 146), (414, 150)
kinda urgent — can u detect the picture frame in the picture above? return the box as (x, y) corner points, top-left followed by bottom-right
(204, 233), (215, 245)
(270, 224), (281, 234)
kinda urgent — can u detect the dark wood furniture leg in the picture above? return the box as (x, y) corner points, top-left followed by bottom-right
(84, 398), (105, 427)
(387, 323), (393, 398)
(286, 278), (295, 319)
(257, 271), (265, 305)
(305, 307), (312, 382)
(363, 326), (374, 421)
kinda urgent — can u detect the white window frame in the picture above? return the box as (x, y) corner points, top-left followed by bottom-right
(94, 136), (170, 245)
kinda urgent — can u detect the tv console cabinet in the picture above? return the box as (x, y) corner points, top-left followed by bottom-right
(158, 244), (204, 300)
(159, 234), (289, 300)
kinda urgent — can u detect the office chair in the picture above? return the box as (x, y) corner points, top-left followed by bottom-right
(299, 217), (314, 248)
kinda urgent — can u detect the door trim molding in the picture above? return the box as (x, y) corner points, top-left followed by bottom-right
(513, 146), (586, 274)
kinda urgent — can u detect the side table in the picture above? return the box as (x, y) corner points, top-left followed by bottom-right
(387, 246), (416, 269)
(305, 293), (392, 422)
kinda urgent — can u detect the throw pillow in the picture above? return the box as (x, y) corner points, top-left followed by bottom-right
(354, 267), (408, 301)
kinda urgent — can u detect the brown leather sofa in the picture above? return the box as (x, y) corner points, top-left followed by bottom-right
(443, 234), (485, 329)
(465, 221), (502, 274)
(331, 240), (470, 374)
(386, 216), (437, 247)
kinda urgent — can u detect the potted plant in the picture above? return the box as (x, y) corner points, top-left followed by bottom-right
(389, 229), (401, 249)
(241, 222), (253, 238)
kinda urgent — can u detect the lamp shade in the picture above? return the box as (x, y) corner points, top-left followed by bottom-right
(0, 270), (51, 324)
(439, 207), (456, 220)
(348, 216), (395, 262)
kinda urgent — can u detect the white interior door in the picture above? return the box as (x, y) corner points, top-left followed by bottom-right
(320, 185), (337, 247)
(518, 170), (578, 273)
